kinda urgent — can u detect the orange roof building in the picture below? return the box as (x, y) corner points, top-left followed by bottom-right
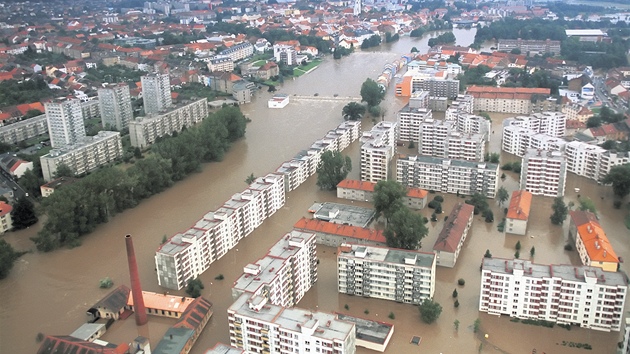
(466, 86), (551, 114)
(127, 291), (196, 319)
(505, 190), (532, 235)
(433, 203), (475, 268)
(336, 179), (428, 209)
(569, 211), (619, 272)
(293, 217), (386, 247)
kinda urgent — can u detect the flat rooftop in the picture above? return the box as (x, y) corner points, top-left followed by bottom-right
(313, 202), (375, 228)
(339, 243), (435, 268)
(336, 313), (393, 345)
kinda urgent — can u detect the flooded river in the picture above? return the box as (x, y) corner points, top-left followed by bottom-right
(0, 28), (626, 354)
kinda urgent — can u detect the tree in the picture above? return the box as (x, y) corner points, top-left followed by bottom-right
(530, 246), (536, 257)
(484, 209), (494, 223)
(373, 180), (407, 222)
(53, 163), (74, 179)
(515, 250), (520, 259)
(465, 193), (489, 215)
(185, 278), (204, 298)
(360, 78), (385, 107)
(484, 249), (492, 258)
(384, 207), (427, 250)
(473, 318), (481, 333)
(316, 151), (352, 190)
(245, 173), (256, 185)
(342, 102), (366, 121)
(454, 319), (460, 331)
(515, 240), (521, 250)
(496, 186), (509, 206)
(411, 46), (419, 53)
(510, 48), (522, 54)
(0, 239), (19, 279)
(603, 164), (630, 199)
(550, 197), (568, 225)
(419, 299), (443, 324)
(452, 289), (458, 298)
(578, 197), (597, 213)
(11, 197), (38, 230)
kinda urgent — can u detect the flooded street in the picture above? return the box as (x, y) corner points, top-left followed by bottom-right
(0, 28), (627, 354)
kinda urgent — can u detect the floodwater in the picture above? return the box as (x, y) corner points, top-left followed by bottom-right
(0, 28), (626, 354)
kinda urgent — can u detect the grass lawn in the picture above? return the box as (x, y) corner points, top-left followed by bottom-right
(293, 60), (322, 77)
(252, 60), (267, 67)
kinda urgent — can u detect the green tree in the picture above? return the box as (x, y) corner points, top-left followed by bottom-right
(185, 278), (204, 298)
(496, 186), (509, 206)
(452, 289), (458, 298)
(316, 151), (352, 190)
(473, 318), (481, 333)
(0, 239), (19, 279)
(530, 246), (535, 257)
(515, 240), (522, 250)
(342, 102), (366, 121)
(454, 319), (460, 331)
(360, 78), (385, 107)
(384, 207), (427, 250)
(11, 197), (38, 230)
(603, 164), (630, 199)
(245, 173), (256, 185)
(484, 209), (494, 223)
(465, 193), (489, 215)
(53, 163), (74, 179)
(515, 250), (520, 259)
(373, 180), (407, 222)
(484, 249), (492, 258)
(18, 168), (44, 199)
(419, 299), (443, 324)
(550, 197), (568, 225)
(578, 197), (597, 213)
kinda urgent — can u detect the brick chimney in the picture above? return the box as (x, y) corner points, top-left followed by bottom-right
(125, 234), (148, 326)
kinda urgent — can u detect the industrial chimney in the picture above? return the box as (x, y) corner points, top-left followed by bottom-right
(125, 234), (148, 326)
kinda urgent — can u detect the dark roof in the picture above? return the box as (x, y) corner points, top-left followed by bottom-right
(37, 335), (125, 354)
(153, 297), (213, 354)
(90, 285), (130, 313)
(174, 296), (212, 330)
(433, 203), (475, 253)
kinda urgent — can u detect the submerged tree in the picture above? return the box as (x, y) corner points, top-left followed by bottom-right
(316, 151), (352, 190)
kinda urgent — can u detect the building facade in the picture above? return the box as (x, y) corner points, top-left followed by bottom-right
(0, 201), (12, 234)
(155, 173), (286, 290)
(40, 131), (123, 182)
(129, 98), (209, 148)
(337, 243), (436, 304)
(219, 42), (254, 61)
(396, 106), (431, 143)
(141, 73), (172, 114)
(497, 39), (561, 55)
(467, 86), (551, 114)
(520, 149), (567, 197)
(480, 258), (627, 332)
(98, 83), (133, 131)
(433, 202), (475, 268)
(397, 155), (499, 198)
(336, 179), (428, 209)
(360, 121), (396, 183)
(0, 114), (48, 144)
(45, 98), (86, 148)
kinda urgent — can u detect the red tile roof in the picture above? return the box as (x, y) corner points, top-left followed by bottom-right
(506, 190), (532, 221)
(0, 201), (12, 217)
(433, 203), (474, 252)
(293, 217), (386, 244)
(570, 211), (619, 264)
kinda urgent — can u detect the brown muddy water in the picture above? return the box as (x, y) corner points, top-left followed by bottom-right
(1, 30), (627, 354)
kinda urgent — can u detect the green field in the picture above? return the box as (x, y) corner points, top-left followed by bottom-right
(293, 60), (322, 77)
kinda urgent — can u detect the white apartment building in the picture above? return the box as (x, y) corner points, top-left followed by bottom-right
(155, 173), (285, 290)
(418, 119), (452, 158)
(417, 119), (486, 161)
(520, 149), (567, 197)
(337, 243), (436, 304)
(360, 121), (396, 183)
(445, 94), (474, 121)
(502, 126), (566, 157)
(228, 293), (356, 354)
(0, 114), (48, 144)
(446, 132), (485, 162)
(456, 113), (490, 141)
(528, 133), (566, 152)
(565, 141), (605, 181)
(45, 98), (86, 148)
(232, 231), (317, 308)
(219, 42), (254, 62)
(396, 105), (431, 143)
(141, 73), (172, 114)
(599, 151), (630, 181)
(0, 201), (13, 234)
(40, 131), (123, 182)
(397, 155), (499, 198)
(480, 258), (627, 332)
(98, 83), (133, 131)
(129, 98), (209, 148)
(504, 112), (566, 138)
(208, 55), (235, 72)
(273, 44), (298, 66)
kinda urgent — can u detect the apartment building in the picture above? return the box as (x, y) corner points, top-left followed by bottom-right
(418, 119), (452, 157)
(273, 44), (298, 65)
(497, 39), (561, 55)
(232, 231), (317, 308)
(337, 243), (436, 304)
(219, 42), (254, 61)
(208, 55), (235, 72)
(128, 98), (209, 148)
(360, 121), (397, 183)
(565, 141), (605, 181)
(98, 83), (133, 130)
(563, 103), (594, 123)
(396, 105), (431, 143)
(155, 173), (285, 290)
(45, 97), (86, 148)
(40, 131), (123, 182)
(228, 293), (356, 354)
(569, 211), (620, 272)
(397, 155), (499, 198)
(293, 217), (387, 248)
(480, 257), (627, 332)
(456, 113), (490, 141)
(520, 149), (567, 197)
(336, 179), (428, 209)
(504, 112), (566, 138)
(0, 114), (48, 144)
(433, 202), (475, 268)
(599, 151), (630, 181)
(502, 126), (566, 157)
(505, 190), (532, 235)
(413, 78), (460, 99)
(141, 73), (172, 114)
(467, 86), (551, 114)
(0, 201), (12, 234)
